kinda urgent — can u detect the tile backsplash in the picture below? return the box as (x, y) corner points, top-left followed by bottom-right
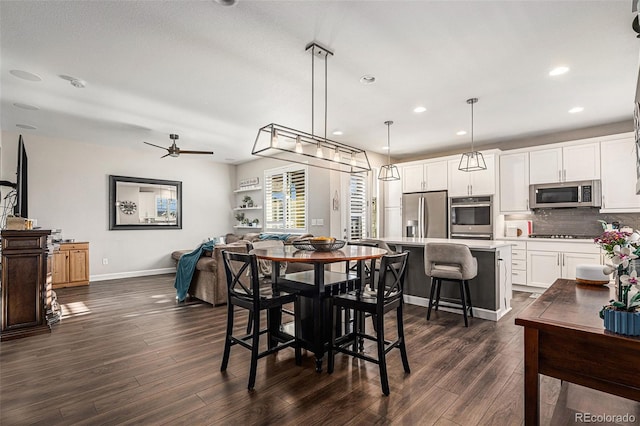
(505, 209), (640, 237)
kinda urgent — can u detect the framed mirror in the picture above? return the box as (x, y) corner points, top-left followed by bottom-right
(109, 175), (182, 230)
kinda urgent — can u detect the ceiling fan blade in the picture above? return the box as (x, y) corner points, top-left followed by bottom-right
(144, 141), (169, 150)
(160, 153), (171, 158)
(178, 150), (214, 155)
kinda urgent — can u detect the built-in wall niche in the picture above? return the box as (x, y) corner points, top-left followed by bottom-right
(109, 175), (182, 230)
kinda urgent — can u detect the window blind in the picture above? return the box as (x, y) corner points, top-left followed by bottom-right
(349, 173), (367, 240)
(264, 165), (307, 232)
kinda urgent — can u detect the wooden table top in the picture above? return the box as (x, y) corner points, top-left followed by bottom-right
(515, 278), (640, 341)
(250, 245), (387, 263)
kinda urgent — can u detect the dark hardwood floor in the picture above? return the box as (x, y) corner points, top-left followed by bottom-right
(1, 274), (638, 425)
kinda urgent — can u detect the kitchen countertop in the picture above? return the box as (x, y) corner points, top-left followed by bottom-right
(495, 237), (596, 243)
(378, 237), (513, 250)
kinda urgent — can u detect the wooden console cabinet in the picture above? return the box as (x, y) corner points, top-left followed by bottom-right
(1, 229), (52, 341)
(52, 242), (89, 288)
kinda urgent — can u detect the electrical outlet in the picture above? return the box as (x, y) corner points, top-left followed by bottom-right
(102, 258), (108, 265)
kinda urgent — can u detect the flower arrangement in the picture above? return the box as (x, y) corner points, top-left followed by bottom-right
(594, 227), (640, 317)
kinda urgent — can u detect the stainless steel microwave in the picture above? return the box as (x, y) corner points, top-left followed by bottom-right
(529, 180), (601, 209)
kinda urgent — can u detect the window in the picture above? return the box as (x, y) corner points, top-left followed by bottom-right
(264, 165), (307, 232)
(349, 173), (368, 240)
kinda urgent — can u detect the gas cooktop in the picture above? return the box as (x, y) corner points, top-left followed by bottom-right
(528, 234), (594, 239)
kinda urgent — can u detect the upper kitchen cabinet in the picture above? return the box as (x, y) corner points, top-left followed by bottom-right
(383, 176), (402, 208)
(529, 142), (600, 184)
(600, 136), (640, 212)
(499, 151), (530, 213)
(447, 154), (496, 197)
(402, 161), (447, 193)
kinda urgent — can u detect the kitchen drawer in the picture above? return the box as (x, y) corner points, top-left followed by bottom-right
(59, 242), (89, 251)
(512, 270), (526, 285)
(511, 241), (527, 251)
(512, 249), (526, 261)
(512, 259), (527, 270)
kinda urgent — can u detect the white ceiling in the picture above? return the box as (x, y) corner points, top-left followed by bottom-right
(1, 1), (638, 164)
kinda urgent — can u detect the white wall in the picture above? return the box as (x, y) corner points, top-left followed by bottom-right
(0, 131), (234, 281)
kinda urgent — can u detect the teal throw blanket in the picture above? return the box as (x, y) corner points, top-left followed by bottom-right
(174, 240), (216, 302)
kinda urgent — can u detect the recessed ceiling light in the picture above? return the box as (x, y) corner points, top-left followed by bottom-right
(332, 130), (344, 136)
(360, 75), (376, 84)
(413, 106), (427, 113)
(10, 70), (42, 82)
(13, 102), (39, 110)
(456, 130), (467, 136)
(549, 66), (570, 76)
(568, 106), (584, 114)
(214, 0), (237, 5)
(16, 124), (37, 130)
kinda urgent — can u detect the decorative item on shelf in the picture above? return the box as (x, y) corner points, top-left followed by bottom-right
(234, 212), (245, 223)
(378, 120), (400, 181)
(458, 97), (487, 172)
(239, 177), (259, 188)
(243, 195), (254, 208)
(595, 228), (640, 336)
(252, 42), (371, 174)
(252, 218), (259, 226)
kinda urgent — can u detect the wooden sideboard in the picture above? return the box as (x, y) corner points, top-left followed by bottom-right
(1, 229), (52, 341)
(52, 242), (90, 288)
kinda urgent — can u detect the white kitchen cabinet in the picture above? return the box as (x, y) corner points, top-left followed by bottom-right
(383, 207), (402, 237)
(402, 161), (447, 193)
(447, 154), (495, 197)
(510, 240), (527, 285)
(600, 137), (640, 212)
(526, 241), (601, 288)
(529, 142), (600, 184)
(383, 178), (402, 208)
(499, 152), (529, 212)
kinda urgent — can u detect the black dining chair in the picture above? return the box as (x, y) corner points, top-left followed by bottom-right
(220, 250), (301, 390)
(328, 251), (411, 396)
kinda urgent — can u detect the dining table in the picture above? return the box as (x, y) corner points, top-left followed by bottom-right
(250, 244), (388, 372)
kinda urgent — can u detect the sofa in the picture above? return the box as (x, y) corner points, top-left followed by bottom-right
(171, 232), (313, 306)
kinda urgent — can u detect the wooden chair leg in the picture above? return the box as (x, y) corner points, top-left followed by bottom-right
(397, 304), (410, 374)
(246, 311), (253, 334)
(434, 278), (442, 312)
(464, 280), (474, 318)
(376, 313), (390, 396)
(221, 304), (234, 371)
(427, 277), (437, 320)
(248, 308), (260, 390)
(459, 280), (468, 327)
(294, 298), (302, 366)
(328, 302), (336, 374)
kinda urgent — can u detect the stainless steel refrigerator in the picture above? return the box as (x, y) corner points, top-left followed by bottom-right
(402, 191), (448, 238)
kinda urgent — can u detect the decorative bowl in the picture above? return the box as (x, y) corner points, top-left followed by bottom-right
(293, 239), (346, 252)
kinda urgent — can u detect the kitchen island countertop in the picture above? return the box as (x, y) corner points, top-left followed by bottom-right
(378, 237), (514, 250)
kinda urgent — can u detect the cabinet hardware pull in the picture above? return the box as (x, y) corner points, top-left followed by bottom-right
(558, 170), (561, 181)
(563, 169), (566, 181)
(557, 253), (560, 265)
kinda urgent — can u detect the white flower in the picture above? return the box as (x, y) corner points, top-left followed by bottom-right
(611, 245), (639, 269)
(603, 263), (617, 275)
(629, 231), (640, 244)
(620, 270), (639, 287)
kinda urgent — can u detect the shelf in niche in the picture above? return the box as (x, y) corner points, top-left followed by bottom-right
(233, 206), (263, 211)
(233, 225), (262, 229)
(233, 186), (262, 193)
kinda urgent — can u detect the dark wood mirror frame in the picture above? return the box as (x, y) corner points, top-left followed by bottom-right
(109, 175), (182, 230)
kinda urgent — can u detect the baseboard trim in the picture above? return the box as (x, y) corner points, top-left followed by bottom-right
(403, 294), (511, 322)
(513, 284), (545, 294)
(90, 267), (176, 282)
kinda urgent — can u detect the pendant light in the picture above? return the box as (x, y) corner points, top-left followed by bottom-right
(252, 42), (371, 174)
(378, 120), (400, 181)
(458, 97), (487, 172)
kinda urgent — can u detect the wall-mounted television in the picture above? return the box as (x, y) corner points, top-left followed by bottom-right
(14, 135), (28, 218)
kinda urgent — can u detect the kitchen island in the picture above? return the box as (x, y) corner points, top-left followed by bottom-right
(379, 237), (513, 321)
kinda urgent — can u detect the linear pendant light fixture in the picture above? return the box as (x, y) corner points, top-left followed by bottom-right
(458, 97), (487, 172)
(252, 42), (371, 174)
(378, 120), (400, 181)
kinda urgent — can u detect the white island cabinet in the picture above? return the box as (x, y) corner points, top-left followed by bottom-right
(600, 136), (640, 212)
(529, 142), (600, 184)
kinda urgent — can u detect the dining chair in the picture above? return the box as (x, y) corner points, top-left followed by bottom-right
(424, 242), (477, 327)
(220, 250), (301, 390)
(328, 251), (410, 396)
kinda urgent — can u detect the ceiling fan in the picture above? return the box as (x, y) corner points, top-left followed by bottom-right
(144, 134), (214, 158)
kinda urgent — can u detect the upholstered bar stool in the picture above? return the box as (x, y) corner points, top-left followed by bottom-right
(424, 243), (477, 327)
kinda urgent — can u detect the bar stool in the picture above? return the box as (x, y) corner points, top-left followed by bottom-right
(424, 243), (477, 327)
